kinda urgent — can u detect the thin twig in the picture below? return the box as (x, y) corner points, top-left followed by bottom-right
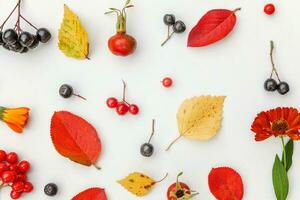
(73, 94), (87, 101)
(122, 80), (126, 101)
(269, 40), (281, 82)
(20, 15), (38, 30)
(148, 119), (155, 143)
(0, 1), (20, 31)
(161, 32), (175, 46)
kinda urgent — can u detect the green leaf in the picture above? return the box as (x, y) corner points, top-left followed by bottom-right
(282, 139), (294, 172)
(273, 155), (289, 200)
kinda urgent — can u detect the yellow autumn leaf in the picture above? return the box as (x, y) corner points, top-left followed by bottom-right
(166, 96), (225, 151)
(58, 4), (89, 59)
(118, 172), (168, 197)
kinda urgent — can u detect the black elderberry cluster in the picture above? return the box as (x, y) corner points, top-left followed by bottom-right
(0, 28), (51, 54)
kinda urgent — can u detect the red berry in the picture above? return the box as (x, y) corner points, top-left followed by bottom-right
(6, 152), (18, 164)
(106, 97), (118, 108)
(8, 164), (18, 172)
(129, 104), (139, 115)
(23, 182), (33, 193)
(0, 162), (8, 173)
(162, 77), (173, 88)
(18, 161), (30, 173)
(1, 171), (16, 183)
(264, 4), (275, 15)
(10, 190), (22, 199)
(0, 150), (7, 161)
(15, 173), (27, 182)
(116, 103), (129, 115)
(12, 181), (25, 192)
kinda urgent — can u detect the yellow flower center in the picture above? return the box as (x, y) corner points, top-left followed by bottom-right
(272, 119), (289, 131)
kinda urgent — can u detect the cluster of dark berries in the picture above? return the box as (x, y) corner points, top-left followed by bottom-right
(161, 14), (186, 46)
(44, 183), (58, 196)
(106, 81), (139, 116)
(59, 84), (87, 100)
(140, 119), (156, 157)
(264, 41), (290, 95)
(0, 150), (33, 199)
(0, 0), (51, 54)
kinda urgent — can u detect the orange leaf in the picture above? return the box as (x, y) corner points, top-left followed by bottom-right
(72, 188), (107, 200)
(50, 111), (101, 167)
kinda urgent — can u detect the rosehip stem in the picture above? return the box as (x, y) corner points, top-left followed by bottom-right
(20, 15), (38, 30)
(269, 40), (281, 82)
(161, 31), (175, 46)
(155, 173), (168, 183)
(148, 119), (155, 143)
(73, 94), (87, 101)
(0, 0), (20, 31)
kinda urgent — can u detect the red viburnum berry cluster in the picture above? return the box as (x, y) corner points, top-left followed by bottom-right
(106, 81), (139, 116)
(0, 150), (33, 199)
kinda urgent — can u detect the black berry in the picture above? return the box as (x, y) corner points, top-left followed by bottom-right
(21, 47), (29, 53)
(173, 21), (186, 33)
(163, 14), (175, 26)
(140, 143), (154, 157)
(277, 82), (289, 95)
(28, 36), (39, 49)
(0, 32), (4, 45)
(37, 28), (51, 43)
(3, 43), (11, 51)
(264, 78), (277, 91)
(59, 84), (73, 98)
(19, 32), (34, 47)
(10, 42), (24, 52)
(44, 183), (58, 196)
(2, 29), (18, 45)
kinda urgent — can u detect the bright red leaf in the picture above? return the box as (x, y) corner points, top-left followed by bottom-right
(50, 111), (101, 167)
(72, 188), (107, 200)
(208, 167), (244, 200)
(187, 8), (240, 47)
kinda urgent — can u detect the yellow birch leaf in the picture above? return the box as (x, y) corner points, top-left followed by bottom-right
(58, 4), (89, 59)
(118, 172), (167, 197)
(166, 96), (225, 151)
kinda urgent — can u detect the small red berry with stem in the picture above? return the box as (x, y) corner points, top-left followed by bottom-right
(6, 152), (18, 164)
(162, 77), (173, 88)
(264, 4), (275, 15)
(106, 97), (118, 108)
(105, 0), (136, 56)
(129, 104), (139, 115)
(10, 190), (22, 199)
(23, 181), (33, 193)
(18, 160), (30, 173)
(0, 150), (6, 161)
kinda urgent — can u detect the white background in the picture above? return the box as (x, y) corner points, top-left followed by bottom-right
(0, 0), (300, 199)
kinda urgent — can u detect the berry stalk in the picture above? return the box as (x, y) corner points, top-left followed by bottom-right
(0, 0), (21, 31)
(269, 40), (281, 82)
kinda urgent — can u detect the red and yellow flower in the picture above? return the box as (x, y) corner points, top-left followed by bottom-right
(0, 107), (30, 133)
(251, 107), (300, 141)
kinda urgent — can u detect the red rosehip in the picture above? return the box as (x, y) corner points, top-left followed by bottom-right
(6, 152), (18, 164)
(0, 150), (7, 162)
(15, 173), (27, 182)
(1, 170), (16, 183)
(23, 182), (33, 193)
(0, 162), (8, 173)
(18, 161), (31, 173)
(129, 104), (139, 115)
(116, 103), (129, 115)
(264, 3), (275, 15)
(12, 181), (25, 192)
(10, 190), (22, 199)
(162, 77), (173, 88)
(106, 97), (118, 108)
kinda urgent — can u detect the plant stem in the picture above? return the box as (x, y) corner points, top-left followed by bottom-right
(20, 15), (38, 30)
(122, 80), (126, 101)
(161, 31), (175, 46)
(73, 94), (87, 101)
(148, 119), (155, 143)
(165, 135), (182, 151)
(93, 164), (101, 170)
(155, 173), (168, 183)
(0, 1), (20, 31)
(269, 41), (281, 82)
(16, 0), (22, 34)
(281, 136), (287, 170)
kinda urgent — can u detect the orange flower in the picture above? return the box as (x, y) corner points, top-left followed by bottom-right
(251, 107), (300, 141)
(0, 107), (30, 133)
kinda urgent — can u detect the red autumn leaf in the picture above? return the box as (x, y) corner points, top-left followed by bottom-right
(187, 8), (240, 47)
(208, 167), (244, 200)
(50, 111), (101, 167)
(72, 188), (107, 200)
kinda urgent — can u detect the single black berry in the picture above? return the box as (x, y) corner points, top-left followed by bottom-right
(28, 36), (39, 49)
(173, 21), (186, 33)
(19, 32), (34, 47)
(59, 84), (73, 98)
(163, 14), (176, 26)
(2, 29), (18, 45)
(10, 42), (24, 52)
(44, 183), (58, 196)
(140, 143), (154, 157)
(277, 82), (289, 95)
(0, 32), (4, 45)
(37, 28), (51, 43)
(21, 47), (29, 53)
(264, 78), (277, 91)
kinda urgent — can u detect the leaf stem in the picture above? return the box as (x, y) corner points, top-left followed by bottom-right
(148, 119), (155, 143)
(93, 164), (101, 170)
(281, 136), (287, 170)
(165, 135), (182, 151)
(155, 173), (168, 183)
(233, 7), (241, 13)
(269, 41), (281, 82)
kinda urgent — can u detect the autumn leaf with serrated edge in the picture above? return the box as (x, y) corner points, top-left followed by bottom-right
(118, 172), (168, 197)
(166, 96), (225, 151)
(58, 4), (89, 59)
(71, 187), (107, 200)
